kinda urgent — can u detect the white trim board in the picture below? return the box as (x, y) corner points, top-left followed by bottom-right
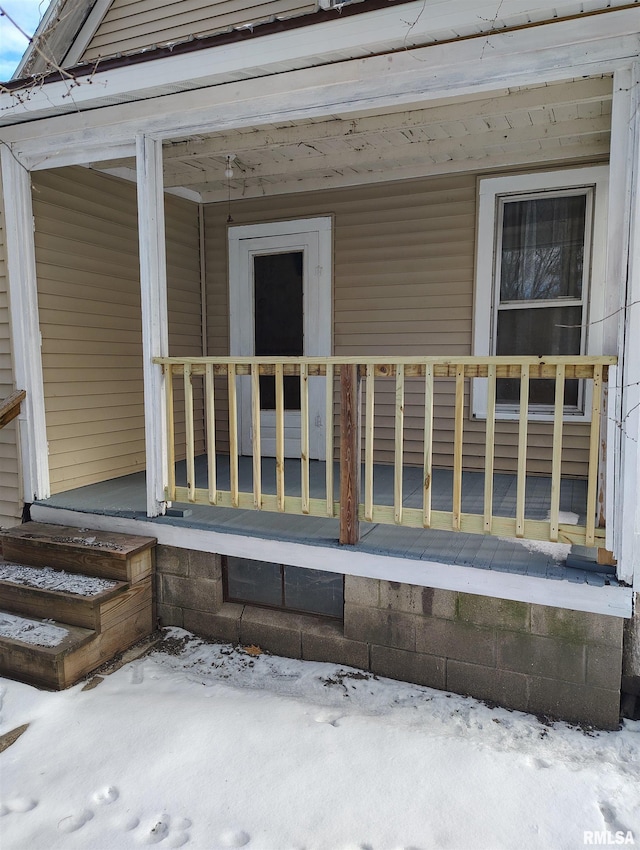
(136, 135), (170, 517)
(30, 504), (633, 618)
(0, 148), (50, 502)
(4, 5), (638, 135)
(24, 0), (636, 86)
(62, 0), (112, 68)
(617, 62), (640, 591)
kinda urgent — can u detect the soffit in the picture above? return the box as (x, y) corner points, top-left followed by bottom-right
(89, 76), (613, 200)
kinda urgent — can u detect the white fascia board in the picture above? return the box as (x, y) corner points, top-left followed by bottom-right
(12, 0), (68, 80)
(6, 14), (639, 172)
(62, 0), (112, 67)
(28, 141), (136, 170)
(30, 503), (633, 617)
(13, 1), (637, 107)
(89, 165), (204, 202)
(2, 5), (639, 155)
(4, 1), (586, 99)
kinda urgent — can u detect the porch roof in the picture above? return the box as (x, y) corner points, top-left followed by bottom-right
(1, 2), (636, 165)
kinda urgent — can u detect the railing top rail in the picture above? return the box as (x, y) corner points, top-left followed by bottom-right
(154, 355), (617, 366)
(0, 388), (26, 430)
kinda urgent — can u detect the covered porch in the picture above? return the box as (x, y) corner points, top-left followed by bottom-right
(2, 23), (637, 616)
(32, 350), (620, 600)
(3, 2), (639, 726)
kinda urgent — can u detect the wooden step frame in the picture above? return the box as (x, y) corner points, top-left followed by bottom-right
(0, 574), (147, 632)
(0, 523), (156, 583)
(0, 616), (94, 690)
(0, 523), (156, 689)
(0, 578), (153, 689)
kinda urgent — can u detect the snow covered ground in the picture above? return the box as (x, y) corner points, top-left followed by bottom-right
(0, 627), (638, 850)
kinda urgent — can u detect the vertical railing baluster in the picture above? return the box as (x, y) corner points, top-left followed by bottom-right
(516, 363), (530, 538)
(228, 363), (239, 508)
(325, 362), (334, 517)
(184, 363), (195, 503)
(251, 362), (262, 509)
(301, 362), (310, 515)
(365, 363), (375, 522)
(550, 364), (565, 542)
(483, 364), (496, 533)
(206, 363), (217, 505)
(165, 364), (176, 501)
(452, 364), (464, 530)
(423, 363), (434, 528)
(394, 364), (404, 524)
(275, 362), (285, 512)
(586, 364), (603, 547)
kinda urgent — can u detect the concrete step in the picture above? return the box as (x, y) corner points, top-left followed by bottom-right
(0, 522), (156, 584)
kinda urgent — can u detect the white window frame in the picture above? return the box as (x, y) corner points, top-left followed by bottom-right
(472, 166), (609, 422)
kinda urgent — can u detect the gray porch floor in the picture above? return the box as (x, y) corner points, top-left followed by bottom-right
(36, 455), (618, 587)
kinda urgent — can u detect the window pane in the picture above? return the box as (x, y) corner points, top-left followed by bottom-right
(224, 558), (344, 619)
(496, 306), (581, 405)
(225, 557), (282, 606)
(254, 252), (303, 411)
(284, 566), (344, 618)
(259, 375), (301, 411)
(500, 195), (586, 302)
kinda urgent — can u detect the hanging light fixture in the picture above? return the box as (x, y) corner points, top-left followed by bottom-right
(225, 155), (235, 180)
(225, 154), (236, 222)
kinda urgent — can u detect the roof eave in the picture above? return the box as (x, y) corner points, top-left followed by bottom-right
(12, 0), (97, 81)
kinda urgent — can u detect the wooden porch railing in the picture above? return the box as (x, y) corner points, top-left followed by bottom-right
(154, 356), (616, 549)
(0, 389), (26, 430)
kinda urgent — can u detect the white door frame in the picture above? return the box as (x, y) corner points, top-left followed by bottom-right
(228, 217), (332, 460)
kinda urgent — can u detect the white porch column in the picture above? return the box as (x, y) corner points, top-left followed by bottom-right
(608, 64), (640, 586)
(136, 134), (169, 517)
(0, 147), (50, 503)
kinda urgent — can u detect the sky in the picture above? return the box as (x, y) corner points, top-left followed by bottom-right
(0, 627), (639, 850)
(0, 0), (47, 81)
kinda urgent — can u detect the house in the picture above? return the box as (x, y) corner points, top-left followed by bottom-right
(0, 0), (639, 727)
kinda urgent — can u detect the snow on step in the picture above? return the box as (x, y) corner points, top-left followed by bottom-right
(0, 563), (119, 597)
(0, 611), (69, 647)
(0, 523), (156, 583)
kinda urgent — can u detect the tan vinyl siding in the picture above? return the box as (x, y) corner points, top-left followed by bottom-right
(82, 0), (317, 61)
(33, 167), (202, 494)
(0, 172), (22, 528)
(204, 172), (593, 477)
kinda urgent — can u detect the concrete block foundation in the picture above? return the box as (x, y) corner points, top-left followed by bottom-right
(155, 545), (624, 729)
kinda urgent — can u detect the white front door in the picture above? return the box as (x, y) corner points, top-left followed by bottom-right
(228, 217), (332, 460)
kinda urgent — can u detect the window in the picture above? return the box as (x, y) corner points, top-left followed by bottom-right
(223, 556), (344, 619)
(473, 167), (608, 421)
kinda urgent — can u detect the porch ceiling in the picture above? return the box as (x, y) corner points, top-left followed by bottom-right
(90, 76), (612, 201)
